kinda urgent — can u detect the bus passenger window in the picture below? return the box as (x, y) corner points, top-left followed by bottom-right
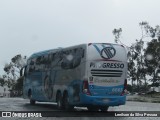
(29, 60), (35, 72)
(30, 60), (34, 65)
(40, 56), (45, 64)
(36, 56), (42, 65)
(52, 53), (56, 60)
(44, 55), (49, 64)
(29, 66), (34, 72)
(48, 54), (52, 64)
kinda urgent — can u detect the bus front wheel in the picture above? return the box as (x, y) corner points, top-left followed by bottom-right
(30, 99), (35, 105)
(28, 90), (35, 105)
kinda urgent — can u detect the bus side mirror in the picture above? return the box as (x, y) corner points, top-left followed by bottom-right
(20, 68), (23, 77)
(20, 66), (27, 77)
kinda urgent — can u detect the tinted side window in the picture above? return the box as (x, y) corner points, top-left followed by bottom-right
(28, 59), (35, 72)
(61, 47), (85, 69)
(36, 56), (42, 65)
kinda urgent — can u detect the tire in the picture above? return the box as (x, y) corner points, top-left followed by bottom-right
(100, 106), (109, 112)
(30, 99), (35, 105)
(56, 93), (63, 110)
(87, 106), (99, 111)
(63, 93), (74, 111)
(28, 90), (36, 105)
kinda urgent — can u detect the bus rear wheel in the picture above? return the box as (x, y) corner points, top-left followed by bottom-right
(56, 93), (63, 110)
(63, 93), (74, 111)
(100, 106), (109, 111)
(87, 106), (99, 111)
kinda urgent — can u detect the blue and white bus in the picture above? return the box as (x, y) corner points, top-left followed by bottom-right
(22, 43), (127, 111)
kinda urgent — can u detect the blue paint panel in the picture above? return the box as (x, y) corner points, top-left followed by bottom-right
(93, 44), (101, 54)
(68, 80), (82, 103)
(67, 80), (126, 107)
(91, 84), (123, 89)
(78, 93), (126, 106)
(89, 85), (124, 96)
(27, 72), (43, 100)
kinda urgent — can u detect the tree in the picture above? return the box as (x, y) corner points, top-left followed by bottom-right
(112, 21), (160, 93)
(139, 22), (160, 39)
(13, 76), (23, 92)
(139, 22), (160, 86)
(145, 39), (160, 85)
(0, 77), (5, 87)
(133, 39), (148, 92)
(4, 54), (26, 78)
(112, 27), (138, 92)
(3, 54), (27, 91)
(127, 84), (132, 92)
(112, 28), (122, 44)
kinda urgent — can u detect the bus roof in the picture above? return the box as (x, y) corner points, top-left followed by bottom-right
(28, 43), (125, 59)
(29, 48), (58, 59)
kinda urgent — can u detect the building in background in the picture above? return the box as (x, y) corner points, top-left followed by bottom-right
(149, 86), (160, 92)
(0, 86), (10, 97)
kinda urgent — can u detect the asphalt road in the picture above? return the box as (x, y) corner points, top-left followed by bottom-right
(0, 97), (159, 120)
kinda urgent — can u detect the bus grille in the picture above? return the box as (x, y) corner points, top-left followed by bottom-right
(91, 69), (123, 77)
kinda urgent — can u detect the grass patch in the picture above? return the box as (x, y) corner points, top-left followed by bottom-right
(127, 95), (159, 103)
(151, 101), (160, 103)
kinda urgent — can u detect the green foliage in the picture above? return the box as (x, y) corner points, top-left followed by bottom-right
(3, 54), (27, 79)
(12, 76), (23, 91)
(127, 84), (132, 92)
(145, 38), (160, 84)
(112, 28), (122, 43)
(113, 21), (160, 92)
(2, 54), (27, 91)
(0, 77), (5, 87)
(145, 39), (160, 70)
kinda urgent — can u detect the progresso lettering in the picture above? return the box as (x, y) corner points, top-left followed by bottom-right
(90, 62), (124, 69)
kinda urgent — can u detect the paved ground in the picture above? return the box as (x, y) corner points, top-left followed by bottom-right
(127, 94), (160, 103)
(0, 98), (159, 120)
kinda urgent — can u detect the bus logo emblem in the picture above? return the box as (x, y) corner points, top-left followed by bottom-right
(100, 47), (116, 59)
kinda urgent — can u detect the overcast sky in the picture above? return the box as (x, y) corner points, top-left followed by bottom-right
(0, 0), (160, 75)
